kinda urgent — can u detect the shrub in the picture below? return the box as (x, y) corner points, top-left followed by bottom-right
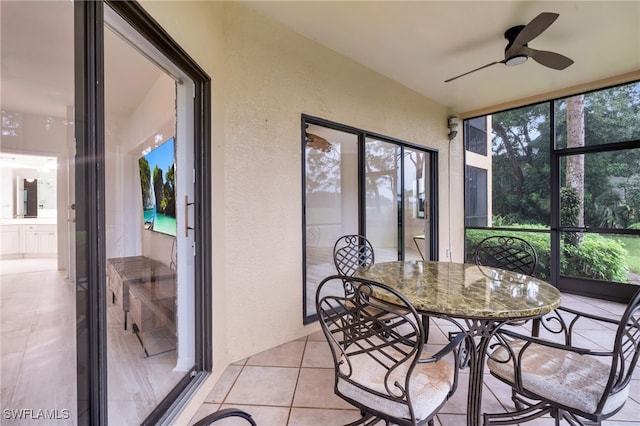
(561, 234), (628, 282)
(466, 227), (628, 283)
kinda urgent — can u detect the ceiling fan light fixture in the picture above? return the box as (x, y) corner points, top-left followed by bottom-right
(505, 55), (528, 67)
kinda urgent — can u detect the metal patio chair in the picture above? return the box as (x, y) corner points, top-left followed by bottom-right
(333, 234), (431, 342)
(473, 235), (541, 336)
(333, 234), (375, 279)
(473, 235), (538, 276)
(191, 408), (256, 425)
(316, 275), (465, 426)
(484, 288), (640, 426)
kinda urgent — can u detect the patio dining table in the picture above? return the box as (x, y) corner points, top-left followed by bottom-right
(354, 260), (561, 426)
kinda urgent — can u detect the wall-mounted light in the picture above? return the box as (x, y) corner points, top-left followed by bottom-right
(447, 115), (459, 141)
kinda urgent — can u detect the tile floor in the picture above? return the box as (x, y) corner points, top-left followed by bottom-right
(2, 258), (638, 425)
(188, 292), (640, 426)
(0, 258), (181, 426)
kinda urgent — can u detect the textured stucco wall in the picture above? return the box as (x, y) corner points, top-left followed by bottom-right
(221, 0), (462, 356)
(139, 1), (464, 421)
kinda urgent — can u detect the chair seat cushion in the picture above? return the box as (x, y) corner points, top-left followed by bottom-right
(488, 339), (629, 416)
(337, 343), (454, 421)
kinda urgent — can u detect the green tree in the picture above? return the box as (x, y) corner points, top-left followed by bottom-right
(490, 82), (640, 229)
(162, 164), (176, 217)
(138, 157), (152, 209)
(153, 165), (164, 214)
(491, 103), (550, 225)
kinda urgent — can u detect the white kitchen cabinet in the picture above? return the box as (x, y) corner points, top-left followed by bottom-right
(0, 223), (57, 256)
(0, 225), (21, 256)
(25, 224), (57, 254)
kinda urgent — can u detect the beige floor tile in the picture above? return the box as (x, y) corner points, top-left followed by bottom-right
(205, 365), (243, 403)
(630, 378), (640, 401)
(225, 366), (299, 406)
(219, 404), (290, 425)
(190, 405), (278, 425)
(610, 397), (640, 422)
(306, 330), (325, 341)
(107, 399), (159, 426)
(292, 367), (352, 410)
(300, 340), (333, 368)
(188, 402), (221, 425)
(246, 340), (306, 368)
(287, 407), (362, 426)
(435, 413), (466, 425)
(231, 357), (248, 366)
(1, 327), (30, 355)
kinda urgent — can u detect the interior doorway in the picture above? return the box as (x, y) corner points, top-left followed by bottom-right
(0, 1), (76, 424)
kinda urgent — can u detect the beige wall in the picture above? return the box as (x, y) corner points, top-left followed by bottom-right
(139, 1), (464, 421)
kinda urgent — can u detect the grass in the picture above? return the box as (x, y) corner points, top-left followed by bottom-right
(613, 234), (640, 273)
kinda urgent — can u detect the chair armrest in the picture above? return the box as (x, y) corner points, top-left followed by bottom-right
(419, 331), (466, 364)
(555, 305), (619, 326)
(537, 305), (620, 347)
(495, 328), (611, 357)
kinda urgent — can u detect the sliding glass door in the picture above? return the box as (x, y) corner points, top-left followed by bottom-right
(302, 116), (437, 323)
(302, 123), (359, 325)
(364, 141), (430, 262)
(75, 2), (212, 424)
(365, 137), (399, 262)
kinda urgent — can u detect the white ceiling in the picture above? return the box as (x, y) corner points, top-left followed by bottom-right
(1, 1), (638, 122)
(240, 0), (640, 115)
(0, 1), (160, 120)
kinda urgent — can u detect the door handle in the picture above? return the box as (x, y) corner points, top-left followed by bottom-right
(185, 196), (195, 237)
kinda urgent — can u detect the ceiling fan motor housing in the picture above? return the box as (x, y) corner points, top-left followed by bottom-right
(504, 25), (528, 65)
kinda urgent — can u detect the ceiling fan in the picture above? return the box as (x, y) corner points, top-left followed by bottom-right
(445, 12), (574, 83)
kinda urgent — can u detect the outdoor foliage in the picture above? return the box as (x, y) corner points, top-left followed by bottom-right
(561, 187), (581, 246)
(562, 235), (628, 282)
(490, 82), (640, 229)
(162, 164), (176, 217)
(466, 227), (628, 283)
(138, 157), (151, 208)
(473, 82), (640, 284)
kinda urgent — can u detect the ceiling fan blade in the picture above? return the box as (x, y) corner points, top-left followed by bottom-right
(506, 12), (559, 58)
(444, 60), (503, 83)
(527, 48), (574, 70)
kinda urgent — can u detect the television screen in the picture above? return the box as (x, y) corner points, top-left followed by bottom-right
(138, 137), (176, 236)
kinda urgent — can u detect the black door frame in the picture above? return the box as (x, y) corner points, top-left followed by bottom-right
(74, 1), (212, 424)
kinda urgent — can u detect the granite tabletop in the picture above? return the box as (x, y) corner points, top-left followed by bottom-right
(354, 260), (561, 319)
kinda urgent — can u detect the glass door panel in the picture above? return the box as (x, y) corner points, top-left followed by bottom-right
(365, 138), (399, 262)
(403, 148), (429, 260)
(303, 124), (358, 319)
(103, 7), (197, 423)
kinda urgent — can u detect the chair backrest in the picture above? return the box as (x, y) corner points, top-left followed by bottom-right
(607, 288), (640, 406)
(315, 275), (425, 424)
(333, 234), (375, 276)
(473, 235), (537, 275)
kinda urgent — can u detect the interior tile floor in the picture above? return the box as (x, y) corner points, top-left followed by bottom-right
(0, 258), (181, 426)
(189, 292), (640, 426)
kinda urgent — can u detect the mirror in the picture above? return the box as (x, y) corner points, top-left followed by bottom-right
(23, 178), (38, 217)
(0, 152), (57, 219)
